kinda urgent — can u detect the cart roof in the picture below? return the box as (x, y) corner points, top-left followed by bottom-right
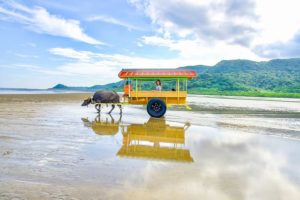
(118, 68), (197, 79)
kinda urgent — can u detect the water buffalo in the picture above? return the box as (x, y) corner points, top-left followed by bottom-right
(81, 90), (122, 114)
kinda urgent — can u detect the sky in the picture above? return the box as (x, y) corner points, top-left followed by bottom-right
(0, 0), (300, 88)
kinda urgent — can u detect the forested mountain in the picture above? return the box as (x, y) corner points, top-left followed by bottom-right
(182, 58), (300, 95)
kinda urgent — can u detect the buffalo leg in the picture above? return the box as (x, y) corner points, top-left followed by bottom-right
(117, 112), (122, 123)
(118, 104), (122, 114)
(108, 104), (115, 114)
(95, 104), (101, 113)
(95, 114), (101, 122)
(108, 113), (114, 124)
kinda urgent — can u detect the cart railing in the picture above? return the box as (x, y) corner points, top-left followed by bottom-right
(129, 91), (187, 98)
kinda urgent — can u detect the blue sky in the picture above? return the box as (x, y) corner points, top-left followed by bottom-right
(0, 0), (300, 88)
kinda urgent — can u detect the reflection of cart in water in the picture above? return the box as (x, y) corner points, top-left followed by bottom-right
(81, 114), (122, 136)
(118, 118), (193, 162)
(82, 115), (193, 162)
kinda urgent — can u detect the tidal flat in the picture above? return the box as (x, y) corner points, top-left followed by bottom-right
(0, 93), (300, 200)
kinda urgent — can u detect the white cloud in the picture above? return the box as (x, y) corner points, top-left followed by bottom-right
(87, 15), (142, 31)
(128, 0), (262, 64)
(49, 48), (94, 62)
(130, 0), (257, 46)
(130, 0), (300, 59)
(48, 47), (210, 70)
(141, 36), (262, 65)
(251, 0), (300, 57)
(254, 0), (300, 45)
(0, 1), (104, 45)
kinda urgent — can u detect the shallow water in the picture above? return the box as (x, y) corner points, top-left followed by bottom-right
(0, 94), (299, 200)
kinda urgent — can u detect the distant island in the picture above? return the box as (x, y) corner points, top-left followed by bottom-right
(50, 58), (300, 98)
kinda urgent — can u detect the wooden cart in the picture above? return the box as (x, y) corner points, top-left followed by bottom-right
(118, 68), (197, 118)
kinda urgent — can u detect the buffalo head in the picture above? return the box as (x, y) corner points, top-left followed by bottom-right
(82, 97), (92, 106)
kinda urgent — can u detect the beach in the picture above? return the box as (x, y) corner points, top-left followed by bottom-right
(0, 93), (300, 200)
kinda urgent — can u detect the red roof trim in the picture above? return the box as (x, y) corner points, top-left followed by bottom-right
(118, 69), (197, 79)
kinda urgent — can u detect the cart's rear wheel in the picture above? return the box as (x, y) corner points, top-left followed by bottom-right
(147, 98), (167, 118)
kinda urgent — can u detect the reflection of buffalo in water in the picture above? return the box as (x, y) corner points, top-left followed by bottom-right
(81, 114), (122, 136)
(81, 91), (122, 114)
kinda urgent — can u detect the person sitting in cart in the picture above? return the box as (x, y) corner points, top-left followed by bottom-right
(155, 80), (162, 91)
(123, 81), (132, 96)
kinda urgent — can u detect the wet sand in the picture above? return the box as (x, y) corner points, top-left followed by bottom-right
(0, 93), (300, 200)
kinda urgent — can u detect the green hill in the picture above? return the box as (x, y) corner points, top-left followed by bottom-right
(51, 58), (300, 98)
(182, 58), (300, 97)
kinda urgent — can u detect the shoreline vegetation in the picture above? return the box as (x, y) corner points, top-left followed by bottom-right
(189, 90), (300, 98)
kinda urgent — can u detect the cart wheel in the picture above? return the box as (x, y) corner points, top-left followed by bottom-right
(147, 98), (167, 118)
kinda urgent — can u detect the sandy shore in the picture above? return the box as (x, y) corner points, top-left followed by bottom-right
(0, 93), (299, 200)
(0, 93), (92, 103)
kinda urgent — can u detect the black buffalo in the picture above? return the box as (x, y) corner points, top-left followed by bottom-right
(82, 91), (122, 114)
